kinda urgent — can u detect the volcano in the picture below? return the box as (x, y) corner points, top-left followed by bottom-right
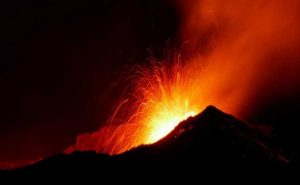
(1, 106), (294, 179)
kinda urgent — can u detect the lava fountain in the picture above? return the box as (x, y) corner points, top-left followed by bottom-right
(66, 54), (205, 154)
(67, 54), (204, 154)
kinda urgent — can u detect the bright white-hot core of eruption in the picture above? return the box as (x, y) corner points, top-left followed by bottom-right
(146, 107), (197, 144)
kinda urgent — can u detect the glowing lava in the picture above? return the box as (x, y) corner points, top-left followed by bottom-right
(146, 109), (196, 144)
(66, 55), (203, 155)
(127, 58), (201, 145)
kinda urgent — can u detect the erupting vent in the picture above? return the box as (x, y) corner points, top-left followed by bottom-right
(67, 0), (300, 155)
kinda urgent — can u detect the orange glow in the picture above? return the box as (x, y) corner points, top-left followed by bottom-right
(67, 0), (300, 155)
(146, 109), (196, 144)
(128, 59), (201, 145)
(176, 0), (300, 117)
(66, 55), (205, 154)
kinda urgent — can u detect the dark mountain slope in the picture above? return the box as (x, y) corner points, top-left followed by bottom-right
(2, 106), (295, 180)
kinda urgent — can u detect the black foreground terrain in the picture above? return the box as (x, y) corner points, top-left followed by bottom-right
(2, 106), (295, 180)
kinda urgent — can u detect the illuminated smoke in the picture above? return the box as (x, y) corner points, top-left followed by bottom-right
(177, 0), (300, 117)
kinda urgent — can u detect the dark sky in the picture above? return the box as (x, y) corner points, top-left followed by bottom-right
(0, 0), (299, 163)
(0, 0), (178, 161)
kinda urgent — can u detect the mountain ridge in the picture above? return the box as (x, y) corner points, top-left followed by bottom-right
(2, 106), (294, 179)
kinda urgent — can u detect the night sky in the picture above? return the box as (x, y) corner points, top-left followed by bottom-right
(0, 0), (299, 163)
(0, 0), (178, 161)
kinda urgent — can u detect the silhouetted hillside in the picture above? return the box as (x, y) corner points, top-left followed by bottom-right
(2, 106), (295, 180)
